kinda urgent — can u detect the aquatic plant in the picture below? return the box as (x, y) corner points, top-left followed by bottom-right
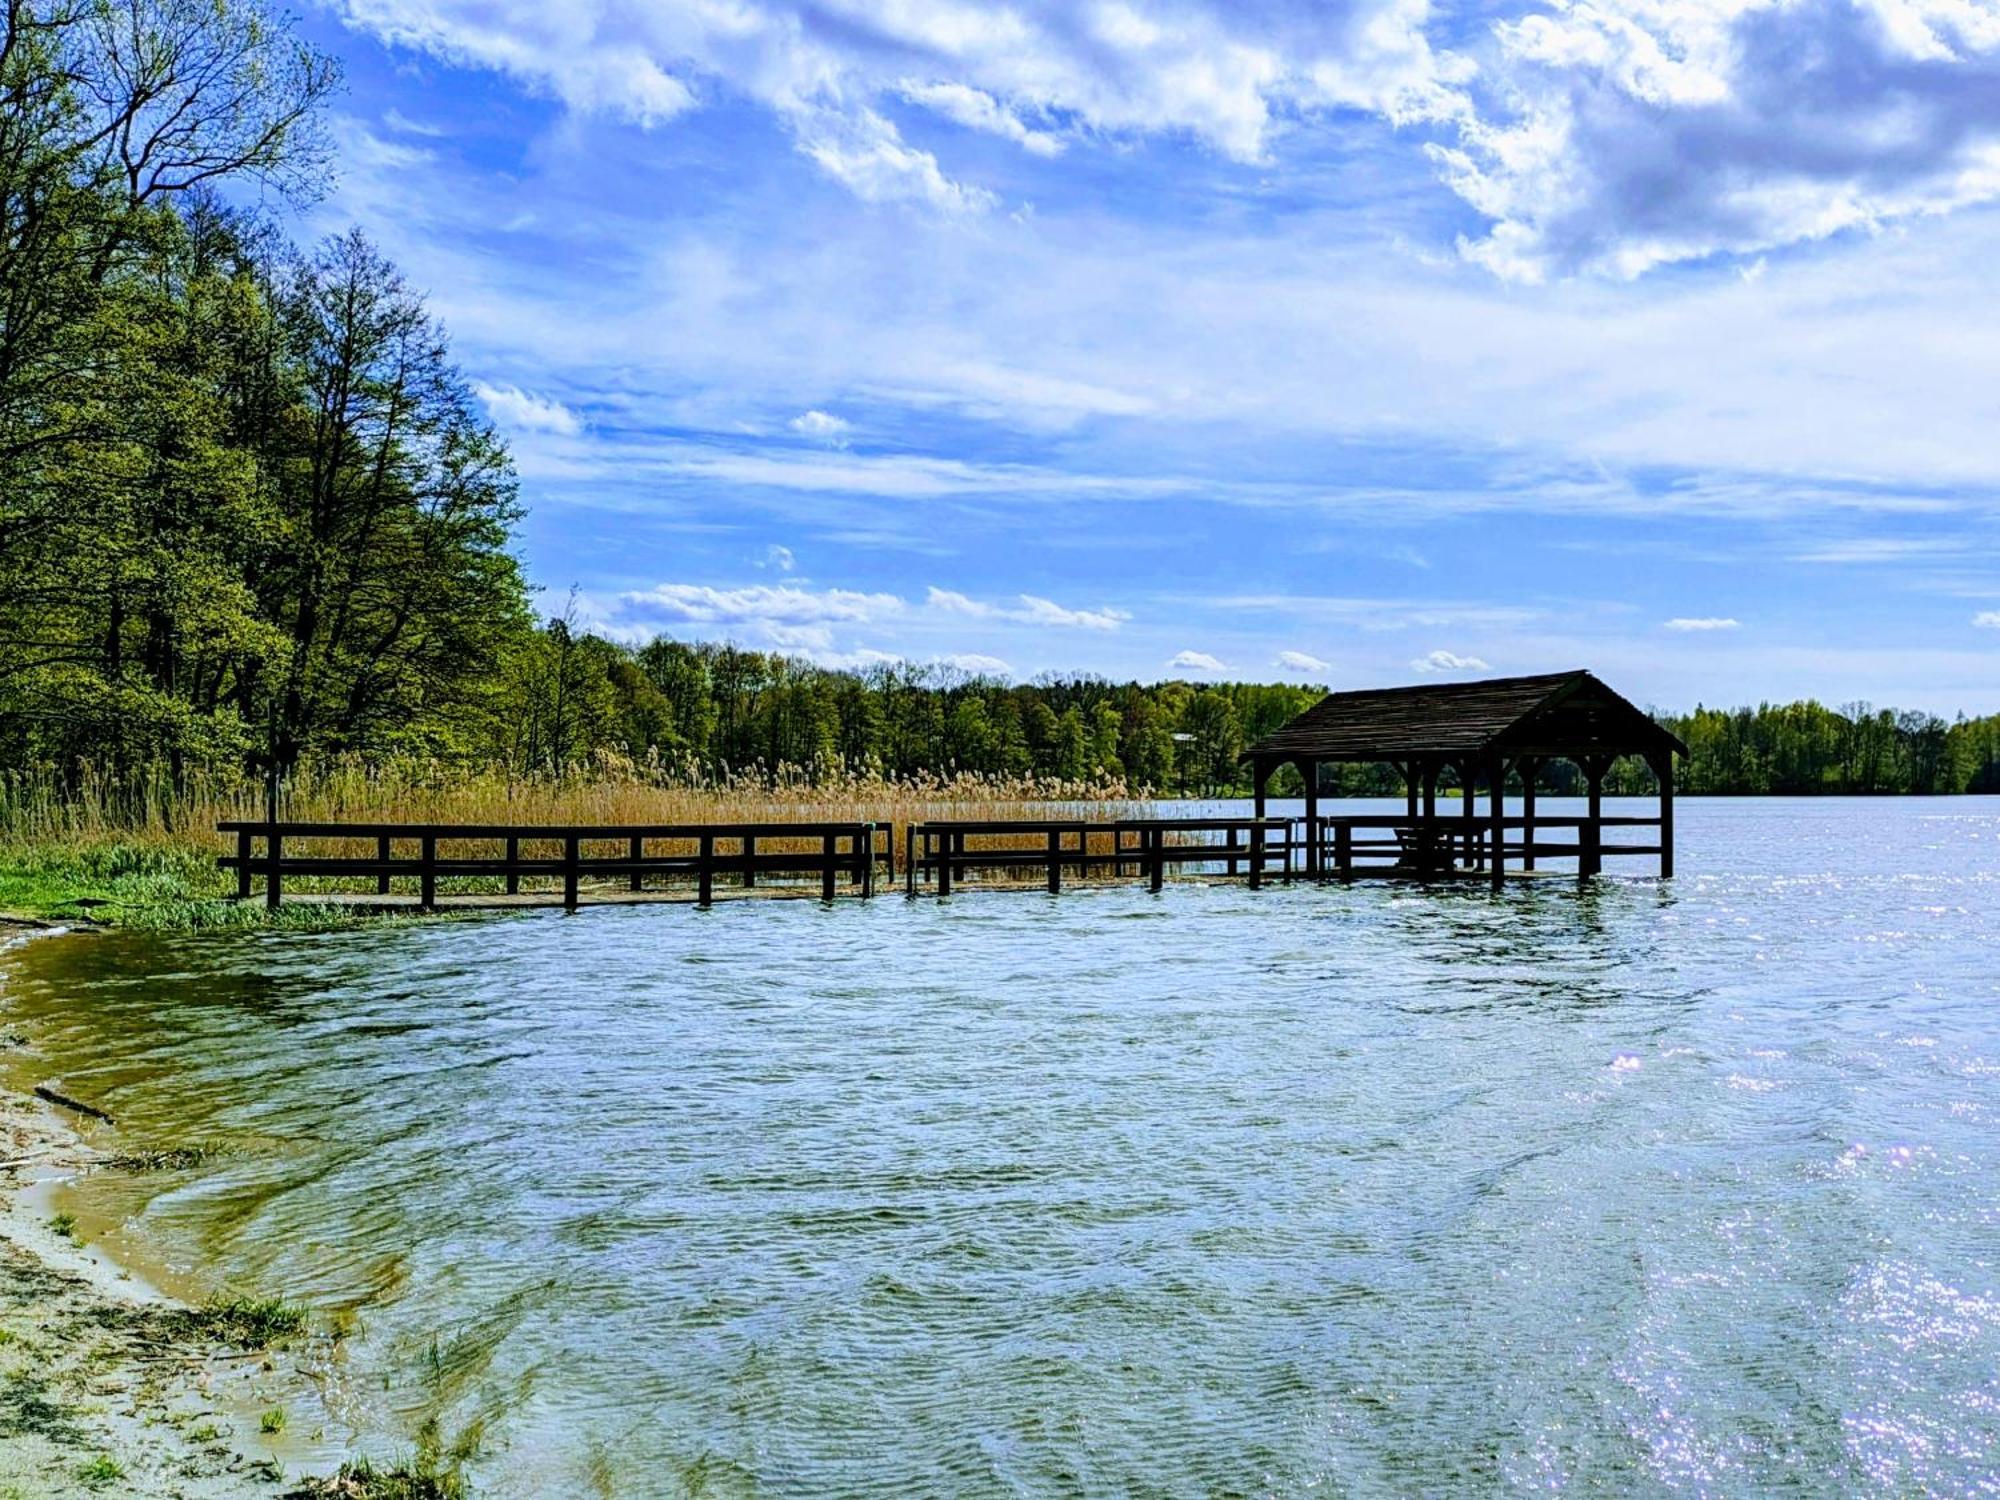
(160, 1296), (311, 1347)
(262, 1406), (289, 1434)
(45, 1212), (77, 1241)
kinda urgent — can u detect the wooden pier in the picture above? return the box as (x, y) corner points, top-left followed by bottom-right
(905, 817), (1295, 895)
(219, 669), (1685, 912)
(1246, 669), (1684, 887)
(219, 821), (889, 912)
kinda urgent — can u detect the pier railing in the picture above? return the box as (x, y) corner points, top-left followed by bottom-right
(1309, 813), (1665, 881)
(218, 821), (890, 911)
(905, 817), (1295, 895)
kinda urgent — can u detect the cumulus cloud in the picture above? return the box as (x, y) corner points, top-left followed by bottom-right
(333, 0), (1468, 209)
(1664, 617), (1741, 631)
(472, 380), (581, 435)
(789, 409), (851, 445)
(1168, 649), (1228, 672)
(1976, 611), (2000, 628)
(1276, 649), (1333, 674)
(925, 586), (1129, 630)
(1410, 649), (1490, 673)
(902, 81), (1064, 157)
(937, 652), (1014, 676)
(1442, 0), (2000, 279)
(617, 583), (904, 650)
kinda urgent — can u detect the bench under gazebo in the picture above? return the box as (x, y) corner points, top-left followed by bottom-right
(1243, 669), (1686, 886)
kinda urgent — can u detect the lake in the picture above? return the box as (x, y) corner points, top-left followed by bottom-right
(5, 797), (2000, 1496)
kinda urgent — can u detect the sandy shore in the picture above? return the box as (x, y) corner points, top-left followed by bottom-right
(0, 925), (364, 1499)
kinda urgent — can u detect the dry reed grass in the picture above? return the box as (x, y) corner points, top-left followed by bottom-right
(0, 755), (1152, 852)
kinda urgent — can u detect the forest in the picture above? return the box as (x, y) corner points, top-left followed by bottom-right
(3, 0), (1998, 811)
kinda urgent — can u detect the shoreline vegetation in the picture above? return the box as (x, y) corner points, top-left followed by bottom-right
(0, 935), (469, 1499)
(5, 747), (2000, 932)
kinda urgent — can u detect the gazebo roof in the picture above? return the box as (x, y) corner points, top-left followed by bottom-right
(1244, 669), (1687, 765)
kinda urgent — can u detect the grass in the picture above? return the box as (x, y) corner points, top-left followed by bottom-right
(261, 1405), (289, 1435)
(74, 1454), (124, 1487)
(157, 1296), (311, 1348)
(102, 1143), (229, 1172)
(1, 756), (1147, 929)
(45, 1212), (77, 1241)
(284, 1419), (472, 1499)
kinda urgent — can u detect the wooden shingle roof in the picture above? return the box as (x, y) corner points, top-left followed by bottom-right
(1244, 669), (1687, 764)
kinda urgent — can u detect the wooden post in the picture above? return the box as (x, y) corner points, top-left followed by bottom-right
(505, 836), (519, 895)
(236, 828), (253, 900)
(1405, 761), (1418, 819)
(1225, 824), (1240, 878)
(1249, 822), (1263, 890)
(1521, 759), (1538, 872)
(1336, 822), (1353, 882)
(1149, 826), (1165, 893)
(629, 834), (644, 893)
(1252, 758), (1270, 821)
(563, 835), (579, 912)
(375, 834), (391, 894)
(862, 827), (875, 899)
(265, 829), (282, 910)
(1047, 828), (1061, 893)
(698, 833), (714, 908)
(1302, 759), (1320, 880)
(1582, 758), (1605, 883)
(1655, 754), (1675, 878)
(905, 827), (917, 896)
(821, 832), (837, 902)
(1488, 756), (1505, 892)
(1420, 761), (1439, 878)
(743, 834), (757, 888)
(420, 835), (437, 911)
(938, 832), (952, 897)
(1460, 761), (1477, 870)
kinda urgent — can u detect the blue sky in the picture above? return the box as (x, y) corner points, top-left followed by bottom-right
(292, 1), (2000, 711)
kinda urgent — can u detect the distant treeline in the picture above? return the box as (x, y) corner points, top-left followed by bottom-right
(482, 631), (2000, 797)
(3, 4), (1996, 807)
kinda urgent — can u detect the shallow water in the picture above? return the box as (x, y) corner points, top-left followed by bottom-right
(6, 797), (2000, 1496)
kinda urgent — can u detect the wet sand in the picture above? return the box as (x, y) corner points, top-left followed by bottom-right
(0, 929), (341, 1499)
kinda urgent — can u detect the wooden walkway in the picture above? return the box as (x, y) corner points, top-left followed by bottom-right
(219, 809), (1662, 913)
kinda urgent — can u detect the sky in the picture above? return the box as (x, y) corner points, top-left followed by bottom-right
(287, 0), (2000, 712)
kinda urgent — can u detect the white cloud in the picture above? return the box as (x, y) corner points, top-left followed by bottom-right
(333, 0), (1467, 208)
(789, 409), (851, 444)
(936, 652), (1014, 676)
(1410, 649), (1491, 674)
(1444, 0), (2000, 279)
(925, 586), (1129, 630)
(1664, 617), (1742, 631)
(1276, 649), (1333, 674)
(1976, 611), (2000, 628)
(1168, 649), (1227, 672)
(472, 380), (581, 435)
(902, 81), (1064, 158)
(759, 544), (796, 572)
(619, 582), (903, 631)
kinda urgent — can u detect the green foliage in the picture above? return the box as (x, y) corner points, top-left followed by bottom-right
(159, 1296), (311, 1347)
(0, 2), (524, 782)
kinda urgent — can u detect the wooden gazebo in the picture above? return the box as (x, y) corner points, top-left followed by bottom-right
(1244, 670), (1686, 886)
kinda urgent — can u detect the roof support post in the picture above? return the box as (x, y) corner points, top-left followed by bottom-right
(1459, 758), (1477, 870)
(1301, 758), (1321, 880)
(1650, 751), (1675, 879)
(1487, 753), (1506, 891)
(1520, 758), (1539, 871)
(1580, 755), (1609, 884)
(1420, 760), (1440, 878)
(1252, 757), (1272, 821)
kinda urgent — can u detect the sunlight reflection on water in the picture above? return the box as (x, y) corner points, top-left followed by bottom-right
(5, 797), (2000, 1496)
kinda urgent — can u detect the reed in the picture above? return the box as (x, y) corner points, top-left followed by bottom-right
(0, 757), (1159, 924)
(1, 754), (1149, 847)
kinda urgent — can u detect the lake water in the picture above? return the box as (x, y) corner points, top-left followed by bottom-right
(6, 797), (2000, 1496)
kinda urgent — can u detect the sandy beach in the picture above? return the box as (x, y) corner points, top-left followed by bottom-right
(0, 926), (357, 1500)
